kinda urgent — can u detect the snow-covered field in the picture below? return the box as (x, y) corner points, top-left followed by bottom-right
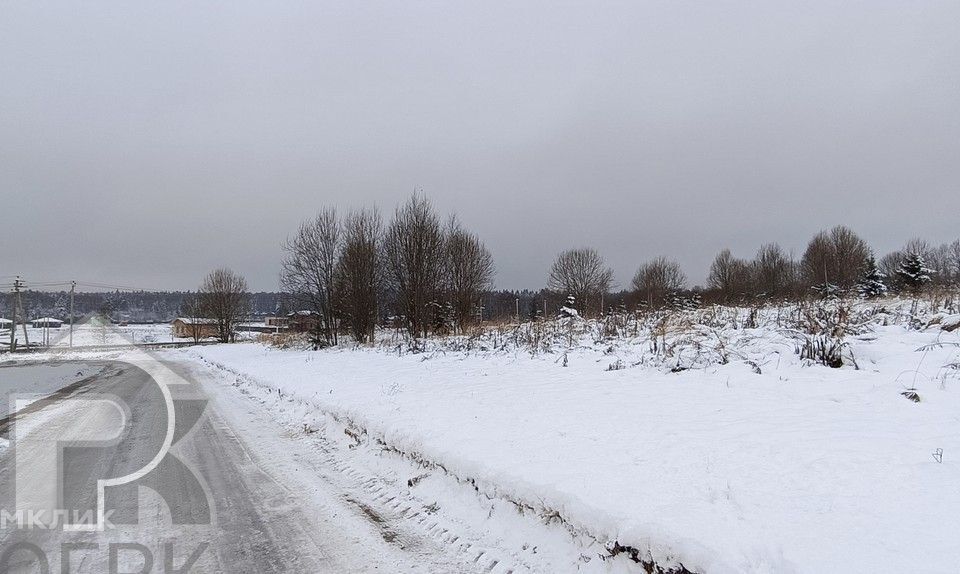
(0, 320), (179, 348)
(185, 299), (960, 573)
(0, 319), (258, 348)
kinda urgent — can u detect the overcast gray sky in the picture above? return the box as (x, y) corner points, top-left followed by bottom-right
(1, 1), (958, 291)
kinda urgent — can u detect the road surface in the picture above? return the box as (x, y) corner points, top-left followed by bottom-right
(0, 357), (475, 573)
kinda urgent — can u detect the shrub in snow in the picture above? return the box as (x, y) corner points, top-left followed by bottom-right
(797, 300), (843, 336)
(668, 292), (701, 311)
(943, 314), (960, 332)
(606, 359), (625, 371)
(603, 541), (693, 574)
(597, 312), (633, 340)
(901, 389), (921, 403)
(799, 334), (849, 368)
(924, 313), (960, 332)
(363, 296), (960, 375)
(793, 301), (865, 368)
(263, 332), (316, 350)
(812, 282), (843, 300)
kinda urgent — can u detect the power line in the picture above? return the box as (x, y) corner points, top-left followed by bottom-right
(2, 275), (202, 300)
(21, 282), (73, 288)
(75, 282), (167, 292)
(4, 278), (174, 292)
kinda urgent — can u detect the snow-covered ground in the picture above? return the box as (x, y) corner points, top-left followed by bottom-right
(1, 319), (260, 348)
(183, 299), (960, 573)
(0, 320), (179, 347)
(0, 362), (104, 417)
(0, 361), (107, 459)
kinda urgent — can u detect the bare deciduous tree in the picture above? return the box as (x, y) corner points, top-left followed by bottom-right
(384, 193), (446, 338)
(926, 241), (955, 286)
(752, 243), (795, 299)
(879, 250), (905, 290)
(800, 225), (870, 290)
(336, 208), (382, 344)
(707, 249), (752, 301)
(728, 259), (755, 299)
(831, 226), (871, 287)
(708, 249), (735, 294)
(198, 268), (250, 343)
(280, 208), (342, 346)
(547, 248), (613, 316)
(903, 237), (933, 260)
(444, 217), (494, 332)
(947, 239), (960, 284)
(632, 256), (686, 307)
(801, 231), (834, 287)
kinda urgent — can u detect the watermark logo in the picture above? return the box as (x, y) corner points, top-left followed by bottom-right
(0, 541), (208, 574)
(1, 350), (211, 531)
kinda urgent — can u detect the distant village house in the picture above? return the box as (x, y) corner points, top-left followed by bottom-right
(264, 314), (290, 328)
(171, 317), (218, 339)
(257, 311), (319, 333)
(287, 310), (322, 333)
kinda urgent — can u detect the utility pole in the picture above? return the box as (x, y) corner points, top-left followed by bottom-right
(8, 278), (15, 352)
(11, 277), (28, 350)
(69, 281), (75, 348)
(18, 278), (29, 349)
(515, 298), (519, 324)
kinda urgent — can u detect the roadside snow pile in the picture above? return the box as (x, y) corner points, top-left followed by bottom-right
(189, 300), (960, 573)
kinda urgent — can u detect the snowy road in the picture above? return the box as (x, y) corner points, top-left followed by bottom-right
(0, 359), (478, 573)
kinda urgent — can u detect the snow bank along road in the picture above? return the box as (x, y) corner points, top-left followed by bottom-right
(0, 357), (523, 574)
(185, 316), (960, 574)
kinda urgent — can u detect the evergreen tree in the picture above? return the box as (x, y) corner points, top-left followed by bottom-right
(896, 253), (933, 294)
(857, 256), (887, 298)
(558, 294), (579, 318)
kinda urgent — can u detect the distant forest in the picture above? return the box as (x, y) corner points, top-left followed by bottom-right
(0, 289), (573, 325)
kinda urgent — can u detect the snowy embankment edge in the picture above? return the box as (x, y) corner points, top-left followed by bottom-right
(187, 349), (715, 574)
